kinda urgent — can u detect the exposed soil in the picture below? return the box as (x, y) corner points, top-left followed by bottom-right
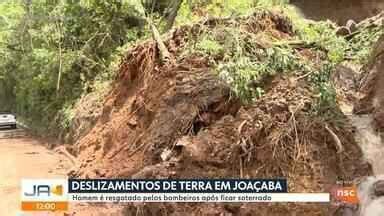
(355, 34), (384, 130)
(60, 11), (374, 216)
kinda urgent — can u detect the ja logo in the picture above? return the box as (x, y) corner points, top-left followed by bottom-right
(21, 179), (68, 212)
(24, 184), (63, 197)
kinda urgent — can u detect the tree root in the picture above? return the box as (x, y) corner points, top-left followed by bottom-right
(325, 124), (344, 153)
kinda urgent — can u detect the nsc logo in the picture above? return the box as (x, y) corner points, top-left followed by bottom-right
(331, 185), (359, 204)
(21, 179), (68, 211)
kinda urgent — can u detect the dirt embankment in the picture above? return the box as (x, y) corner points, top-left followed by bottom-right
(66, 11), (371, 215)
(355, 34), (384, 129)
(291, 0), (384, 24)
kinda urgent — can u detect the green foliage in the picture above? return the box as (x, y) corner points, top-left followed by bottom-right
(204, 0), (252, 16)
(189, 8), (346, 113)
(56, 103), (75, 131)
(218, 57), (263, 99)
(296, 21), (348, 64)
(254, 0), (289, 8)
(295, 23), (342, 115)
(308, 62), (337, 115)
(346, 25), (384, 64)
(196, 36), (224, 56)
(0, 0), (151, 134)
(191, 24), (301, 101)
(182, 6), (351, 107)
(217, 45), (300, 101)
(175, 0), (290, 27)
(291, 16), (384, 115)
(286, 14), (348, 115)
(286, 11), (382, 118)
(176, 0), (200, 25)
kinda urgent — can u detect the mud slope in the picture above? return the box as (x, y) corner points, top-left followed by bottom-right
(69, 11), (371, 215)
(355, 34), (384, 130)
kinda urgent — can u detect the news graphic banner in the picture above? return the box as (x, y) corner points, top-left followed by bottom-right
(21, 179), (330, 211)
(21, 179), (68, 211)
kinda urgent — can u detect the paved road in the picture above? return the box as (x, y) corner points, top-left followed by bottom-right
(0, 129), (70, 215)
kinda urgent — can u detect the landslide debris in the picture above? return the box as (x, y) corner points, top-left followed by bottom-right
(67, 10), (372, 215)
(355, 33), (384, 129)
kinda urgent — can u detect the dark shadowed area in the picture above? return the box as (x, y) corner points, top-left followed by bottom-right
(291, 0), (384, 24)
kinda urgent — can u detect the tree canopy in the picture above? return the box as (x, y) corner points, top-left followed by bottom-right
(0, 0), (289, 134)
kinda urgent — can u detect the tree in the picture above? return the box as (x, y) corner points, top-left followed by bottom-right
(164, 0), (183, 31)
(142, 0), (184, 31)
(134, 0), (172, 62)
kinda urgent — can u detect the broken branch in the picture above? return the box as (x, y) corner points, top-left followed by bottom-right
(325, 124), (344, 153)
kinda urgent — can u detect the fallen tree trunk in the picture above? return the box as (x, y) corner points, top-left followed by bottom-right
(134, 2), (172, 63)
(146, 17), (171, 63)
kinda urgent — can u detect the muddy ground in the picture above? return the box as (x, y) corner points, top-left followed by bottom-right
(0, 129), (71, 216)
